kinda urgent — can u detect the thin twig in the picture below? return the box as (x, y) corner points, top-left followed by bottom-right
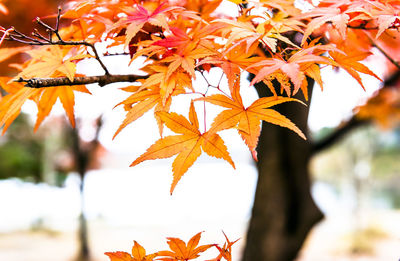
(55, 7), (61, 34)
(5, 8), (111, 75)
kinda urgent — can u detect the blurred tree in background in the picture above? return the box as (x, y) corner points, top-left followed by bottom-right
(0, 113), (43, 182)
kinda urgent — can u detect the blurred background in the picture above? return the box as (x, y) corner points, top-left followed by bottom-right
(0, 0), (399, 261)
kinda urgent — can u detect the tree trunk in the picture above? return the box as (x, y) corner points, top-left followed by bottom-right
(242, 80), (323, 261)
(77, 174), (90, 261)
(70, 126), (91, 261)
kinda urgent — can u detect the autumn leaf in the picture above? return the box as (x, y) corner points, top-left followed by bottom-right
(0, 46), (30, 63)
(136, 65), (193, 105)
(301, 7), (350, 45)
(105, 251), (133, 261)
(114, 3), (176, 46)
(369, 1), (400, 38)
(130, 101), (234, 193)
(208, 232), (239, 261)
(161, 45), (214, 80)
(198, 42), (263, 93)
(0, 78), (41, 134)
(153, 26), (194, 50)
(198, 84), (305, 159)
(105, 240), (158, 261)
(248, 45), (337, 96)
(16, 46), (91, 81)
(157, 232), (214, 260)
(330, 49), (381, 90)
(214, 19), (278, 53)
(34, 83), (91, 130)
(113, 84), (179, 138)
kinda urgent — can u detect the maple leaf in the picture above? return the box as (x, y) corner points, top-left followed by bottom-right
(185, 0), (222, 19)
(301, 7), (350, 46)
(214, 19), (278, 53)
(114, 3), (176, 46)
(113, 83), (185, 138)
(374, 7), (400, 38)
(130, 101), (234, 194)
(198, 84), (305, 160)
(329, 49), (381, 90)
(16, 46), (90, 81)
(0, 46), (31, 63)
(208, 232), (239, 261)
(105, 252), (133, 261)
(248, 45), (337, 96)
(0, 78), (41, 134)
(152, 20), (221, 48)
(34, 82), (91, 130)
(157, 232), (214, 260)
(137, 65), (193, 105)
(198, 42), (263, 94)
(161, 45), (215, 80)
(153, 26), (194, 51)
(105, 240), (158, 261)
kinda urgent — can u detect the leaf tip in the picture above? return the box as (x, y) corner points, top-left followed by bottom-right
(251, 150), (258, 162)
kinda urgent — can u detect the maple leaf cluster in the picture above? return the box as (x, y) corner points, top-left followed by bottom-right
(105, 232), (238, 261)
(0, 0), (399, 192)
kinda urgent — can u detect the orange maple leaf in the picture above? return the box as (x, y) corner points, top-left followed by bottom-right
(136, 65), (193, 105)
(248, 45), (337, 96)
(0, 75), (90, 132)
(198, 42), (263, 94)
(113, 84), (185, 138)
(0, 79), (40, 134)
(157, 232), (214, 260)
(301, 7), (350, 46)
(161, 45), (215, 80)
(198, 83), (305, 160)
(214, 19), (278, 53)
(330, 49), (381, 90)
(34, 82), (91, 130)
(114, 3), (175, 46)
(130, 101), (234, 194)
(0, 46), (31, 63)
(105, 240), (158, 261)
(208, 232), (239, 261)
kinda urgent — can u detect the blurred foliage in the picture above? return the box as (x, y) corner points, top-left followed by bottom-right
(311, 125), (400, 208)
(0, 113), (71, 186)
(0, 113), (43, 182)
(343, 225), (388, 255)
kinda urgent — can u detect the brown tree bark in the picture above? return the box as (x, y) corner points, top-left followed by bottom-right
(242, 79), (323, 261)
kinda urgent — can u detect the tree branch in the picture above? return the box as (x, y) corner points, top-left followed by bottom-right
(311, 116), (370, 155)
(15, 74), (148, 88)
(311, 70), (400, 155)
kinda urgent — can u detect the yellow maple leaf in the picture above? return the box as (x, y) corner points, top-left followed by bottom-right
(157, 232), (214, 260)
(130, 101), (234, 194)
